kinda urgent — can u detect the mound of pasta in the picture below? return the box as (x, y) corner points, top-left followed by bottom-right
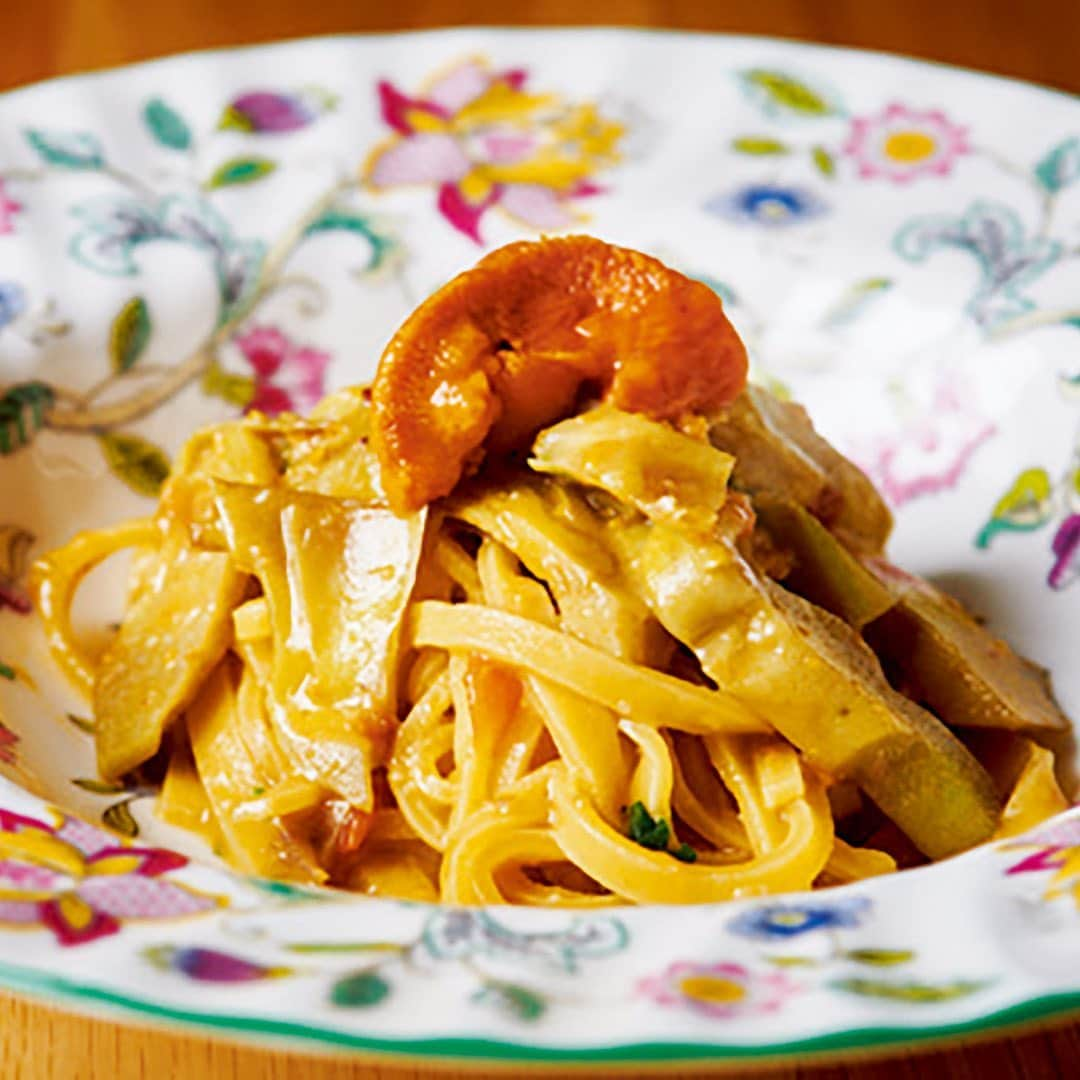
(35, 236), (1073, 904)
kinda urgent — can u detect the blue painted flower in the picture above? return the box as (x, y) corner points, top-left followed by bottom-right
(0, 282), (27, 330)
(728, 897), (871, 939)
(705, 183), (827, 227)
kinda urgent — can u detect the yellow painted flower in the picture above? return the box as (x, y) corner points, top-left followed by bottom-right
(365, 58), (623, 242)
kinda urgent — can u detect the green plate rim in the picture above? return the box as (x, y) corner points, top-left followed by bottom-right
(1, 957), (1078, 1064)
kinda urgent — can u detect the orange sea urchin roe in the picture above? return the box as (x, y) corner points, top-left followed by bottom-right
(371, 236), (749, 514)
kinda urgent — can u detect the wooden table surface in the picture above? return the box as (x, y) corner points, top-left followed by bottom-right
(3, 1), (1079, 1077)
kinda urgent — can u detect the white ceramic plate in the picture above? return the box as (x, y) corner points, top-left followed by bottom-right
(1, 28), (1079, 1069)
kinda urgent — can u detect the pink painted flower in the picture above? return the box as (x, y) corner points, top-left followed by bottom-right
(853, 376), (995, 506)
(0, 809), (221, 946)
(365, 58), (623, 242)
(844, 104), (969, 183)
(638, 960), (798, 1019)
(234, 325), (330, 416)
(0, 180), (22, 235)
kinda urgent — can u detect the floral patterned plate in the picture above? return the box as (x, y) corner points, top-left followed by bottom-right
(1, 28), (1079, 1069)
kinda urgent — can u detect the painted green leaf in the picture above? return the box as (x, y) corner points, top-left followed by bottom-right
(831, 977), (988, 1003)
(246, 877), (324, 902)
(331, 970), (391, 1008)
(206, 157), (277, 189)
(24, 130), (105, 170)
(731, 136), (789, 155)
(103, 800), (139, 838)
(1034, 136), (1080, 194)
(72, 777), (128, 795)
(475, 981), (546, 1022)
(109, 296), (151, 374)
(0, 382), (55, 454)
(742, 69), (833, 116)
(766, 955), (820, 968)
(98, 432), (171, 497)
(0, 662), (14, 681)
(843, 948), (916, 967)
(306, 209), (378, 235)
(202, 362), (255, 408)
(143, 98), (192, 151)
(303, 209), (398, 273)
(67, 713), (97, 735)
(812, 145), (836, 177)
(975, 467), (1054, 548)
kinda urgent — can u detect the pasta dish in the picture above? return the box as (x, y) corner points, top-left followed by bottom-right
(33, 236), (1073, 905)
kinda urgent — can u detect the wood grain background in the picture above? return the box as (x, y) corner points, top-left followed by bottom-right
(3, 1), (1079, 1076)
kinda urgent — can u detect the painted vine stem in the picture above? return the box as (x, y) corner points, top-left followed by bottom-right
(42, 177), (356, 434)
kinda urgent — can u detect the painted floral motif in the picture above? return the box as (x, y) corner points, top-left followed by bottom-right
(0, 93), (396, 497)
(365, 58), (623, 242)
(1004, 817), (1080, 908)
(728, 897), (870, 939)
(738, 68), (838, 119)
(145, 945), (291, 982)
(855, 374), (997, 506)
(1050, 513), (1080, 589)
(0, 180), (21, 235)
(844, 104), (969, 183)
(639, 961), (798, 1019)
(234, 325), (330, 417)
(419, 909), (628, 972)
(705, 182), (826, 227)
(219, 89), (335, 134)
(69, 194), (265, 309)
(976, 467), (1057, 548)
(894, 200), (1061, 328)
(721, 897), (987, 1005)
(0, 809), (220, 945)
(176, 908), (629, 1021)
(730, 68), (1080, 586)
(976, 418), (1080, 589)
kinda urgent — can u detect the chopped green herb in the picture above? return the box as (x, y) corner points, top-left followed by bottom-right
(673, 842), (698, 863)
(252, 786), (266, 797)
(627, 801), (669, 850)
(0, 662), (14, 681)
(626, 801), (698, 863)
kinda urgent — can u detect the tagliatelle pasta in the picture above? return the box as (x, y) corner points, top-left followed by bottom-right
(32, 237), (1072, 904)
